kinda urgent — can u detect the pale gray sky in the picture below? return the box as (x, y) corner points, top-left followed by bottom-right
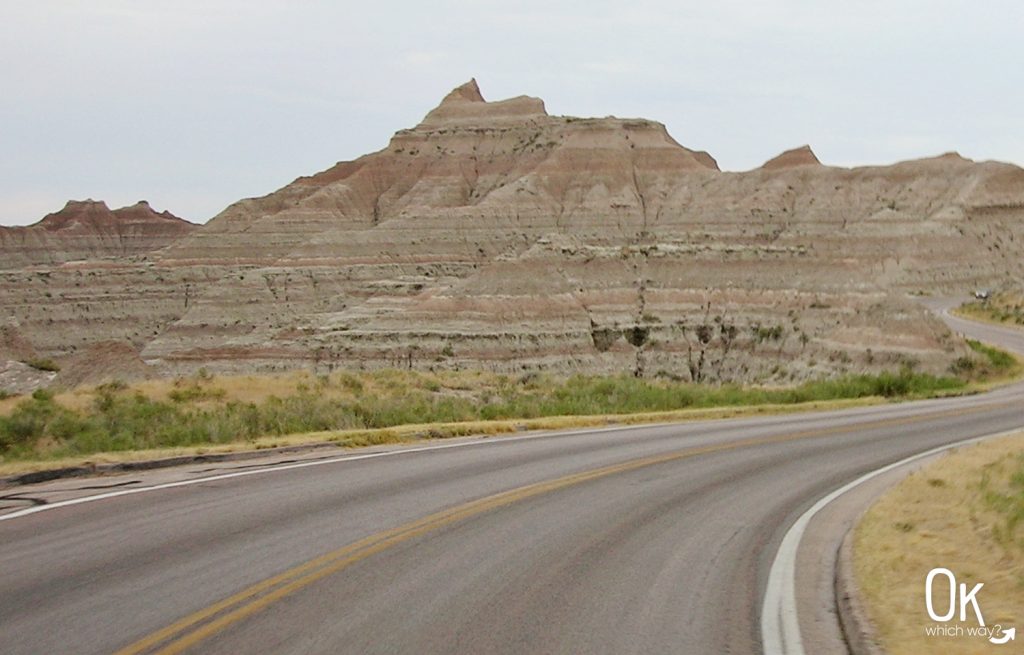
(1, 1), (1021, 225)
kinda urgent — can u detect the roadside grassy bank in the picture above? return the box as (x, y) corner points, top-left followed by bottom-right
(0, 340), (1017, 475)
(853, 432), (1024, 654)
(954, 291), (1024, 327)
(0, 398), (889, 477)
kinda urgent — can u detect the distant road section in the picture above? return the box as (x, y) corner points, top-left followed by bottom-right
(0, 299), (1022, 655)
(925, 295), (1024, 355)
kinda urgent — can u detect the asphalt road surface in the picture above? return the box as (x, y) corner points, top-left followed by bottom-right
(1, 299), (1022, 655)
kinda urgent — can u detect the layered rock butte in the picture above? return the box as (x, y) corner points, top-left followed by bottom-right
(0, 200), (196, 268)
(2, 79), (1023, 388)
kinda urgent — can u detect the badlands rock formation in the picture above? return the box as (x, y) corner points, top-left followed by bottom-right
(0, 326), (54, 395)
(54, 340), (156, 389)
(2, 79), (1023, 389)
(0, 200), (195, 267)
(760, 145), (821, 170)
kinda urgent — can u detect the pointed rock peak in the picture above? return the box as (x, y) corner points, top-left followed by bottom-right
(691, 150), (721, 171)
(419, 79), (547, 128)
(441, 78), (485, 104)
(116, 200), (161, 216)
(933, 151), (972, 163)
(761, 145), (822, 170)
(113, 201), (192, 224)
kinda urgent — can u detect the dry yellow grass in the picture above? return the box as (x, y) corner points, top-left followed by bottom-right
(3, 368), (512, 416)
(0, 396), (19, 415)
(854, 433), (1024, 654)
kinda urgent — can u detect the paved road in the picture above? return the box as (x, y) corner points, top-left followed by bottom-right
(920, 295), (1024, 355)
(1, 300), (1022, 655)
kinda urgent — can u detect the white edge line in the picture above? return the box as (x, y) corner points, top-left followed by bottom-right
(759, 427), (1023, 655)
(0, 398), (1008, 524)
(0, 419), (696, 523)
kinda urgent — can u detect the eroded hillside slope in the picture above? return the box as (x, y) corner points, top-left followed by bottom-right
(2, 80), (1022, 386)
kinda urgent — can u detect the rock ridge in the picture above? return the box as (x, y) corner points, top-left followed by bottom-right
(0, 200), (196, 267)
(1, 79), (1022, 391)
(760, 145), (822, 170)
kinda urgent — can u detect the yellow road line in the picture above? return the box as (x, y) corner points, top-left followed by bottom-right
(115, 401), (1016, 655)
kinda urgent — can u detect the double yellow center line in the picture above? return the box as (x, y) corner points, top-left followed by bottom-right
(115, 401), (1015, 654)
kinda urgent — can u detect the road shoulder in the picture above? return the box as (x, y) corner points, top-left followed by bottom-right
(845, 432), (1024, 654)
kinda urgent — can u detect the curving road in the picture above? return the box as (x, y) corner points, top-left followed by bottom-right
(1, 299), (1022, 655)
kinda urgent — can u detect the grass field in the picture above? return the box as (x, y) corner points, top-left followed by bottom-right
(854, 433), (1024, 654)
(0, 340), (1018, 474)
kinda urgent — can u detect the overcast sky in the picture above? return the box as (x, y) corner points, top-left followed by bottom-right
(1, 1), (1021, 226)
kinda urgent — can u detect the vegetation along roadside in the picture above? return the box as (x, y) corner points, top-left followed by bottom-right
(0, 340), (1018, 475)
(954, 290), (1024, 327)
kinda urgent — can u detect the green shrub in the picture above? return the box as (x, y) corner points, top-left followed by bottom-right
(0, 389), (86, 453)
(24, 358), (60, 372)
(966, 339), (1015, 371)
(336, 373), (364, 392)
(950, 357), (976, 375)
(168, 384), (226, 403)
(96, 380), (128, 393)
(754, 324), (785, 342)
